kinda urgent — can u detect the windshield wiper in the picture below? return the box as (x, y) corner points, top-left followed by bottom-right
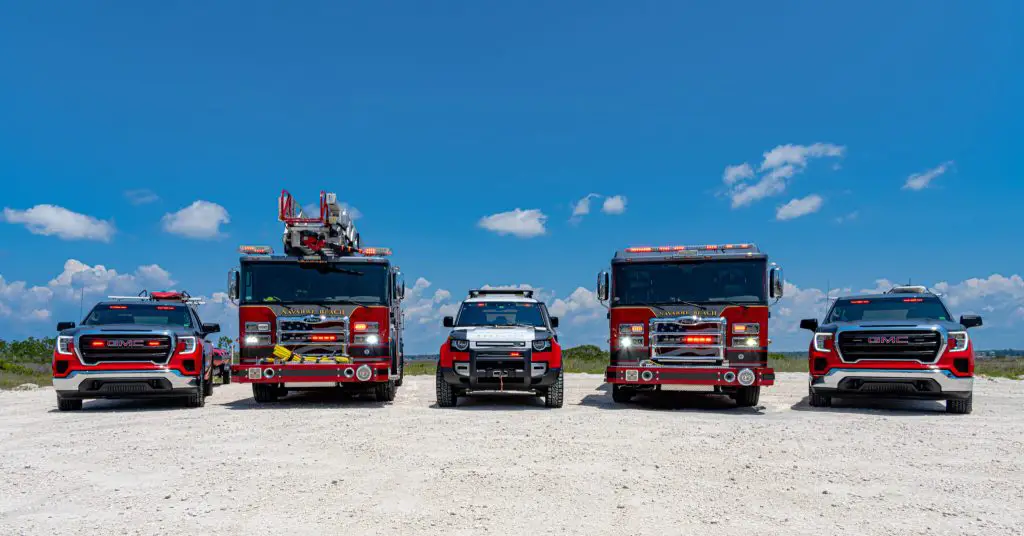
(309, 265), (364, 276)
(651, 300), (709, 311)
(707, 299), (754, 308)
(322, 298), (374, 307)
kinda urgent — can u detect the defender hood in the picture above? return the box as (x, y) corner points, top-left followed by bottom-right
(452, 326), (550, 342)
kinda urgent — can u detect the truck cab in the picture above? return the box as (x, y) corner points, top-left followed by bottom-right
(51, 291), (219, 410)
(800, 285), (982, 414)
(435, 289), (563, 408)
(597, 243), (784, 407)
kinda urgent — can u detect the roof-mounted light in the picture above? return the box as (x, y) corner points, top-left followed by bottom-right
(359, 247), (392, 257)
(239, 245), (274, 255)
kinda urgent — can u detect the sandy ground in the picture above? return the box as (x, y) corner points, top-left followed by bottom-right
(1, 373), (1022, 536)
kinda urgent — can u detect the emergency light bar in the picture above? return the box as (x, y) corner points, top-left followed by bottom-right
(624, 243), (754, 253)
(239, 245), (274, 255)
(359, 247), (392, 257)
(469, 289), (535, 299)
(107, 290), (205, 305)
(885, 285), (930, 295)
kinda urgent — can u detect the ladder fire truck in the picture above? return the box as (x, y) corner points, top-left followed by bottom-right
(227, 190), (405, 403)
(597, 243), (784, 407)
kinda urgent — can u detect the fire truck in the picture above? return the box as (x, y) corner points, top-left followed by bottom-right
(597, 243), (784, 407)
(227, 190), (405, 403)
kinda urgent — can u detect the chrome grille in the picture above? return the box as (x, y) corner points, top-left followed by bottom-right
(276, 315), (349, 355)
(647, 316), (726, 366)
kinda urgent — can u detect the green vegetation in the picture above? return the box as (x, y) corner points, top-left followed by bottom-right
(975, 358), (1024, 379)
(0, 358), (52, 389)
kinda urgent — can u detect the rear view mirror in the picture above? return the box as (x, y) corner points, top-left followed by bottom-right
(799, 318), (819, 331)
(227, 269), (240, 301)
(550, 317), (560, 328)
(596, 271), (609, 302)
(443, 316), (454, 328)
(960, 315), (983, 329)
(57, 321), (76, 332)
(396, 272), (406, 300)
(769, 266), (785, 298)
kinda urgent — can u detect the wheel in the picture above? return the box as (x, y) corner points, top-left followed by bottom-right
(252, 383), (279, 403)
(733, 386), (760, 407)
(808, 385), (831, 408)
(611, 384), (634, 404)
(946, 393), (973, 414)
(544, 371), (564, 408)
(393, 351), (404, 387)
(185, 376), (206, 408)
(57, 396), (83, 411)
(374, 381), (397, 402)
(435, 368), (458, 408)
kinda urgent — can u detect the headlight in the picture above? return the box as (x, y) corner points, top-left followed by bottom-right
(732, 323), (760, 335)
(365, 334), (380, 345)
(450, 339), (470, 352)
(245, 321), (271, 332)
(56, 336), (73, 355)
(244, 334), (271, 347)
(619, 336), (634, 349)
(948, 331), (969, 352)
(618, 324), (644, 335)
(731, 336), (759, 348)
(178, 336), (198, 354)
(812, 333), (833, 353)
(532, 339), (552, 352)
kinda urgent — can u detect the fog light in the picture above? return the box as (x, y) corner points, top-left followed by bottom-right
(737, 368), (756, 386)
(640, 370), (654, 382)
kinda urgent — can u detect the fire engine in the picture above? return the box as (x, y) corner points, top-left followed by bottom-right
(800, 285), (981, 414)
(597, 243), (784, 407)
(52, 290), (219, 410)
(227, 190), (405, 403)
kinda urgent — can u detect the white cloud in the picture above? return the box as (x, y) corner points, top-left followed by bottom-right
(834, 211), (859, 224)
(124, 189), (159, 205)
(903, 161), (953, 191)
(571, 194), (600, 219)
(776, 194), (824, 221)
(161, 200), (230, 239)
(478, 208), (547, 238)
(723, 163), (754, 186)
(548, 287), (605, 324)
(601, 195), (627, 215)
(724, 143), (845, 208)
(2, 204), (115, 242)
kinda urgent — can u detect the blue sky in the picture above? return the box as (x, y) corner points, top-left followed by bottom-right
(1, 2), (1022, 353)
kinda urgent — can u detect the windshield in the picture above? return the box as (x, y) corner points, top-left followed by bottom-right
(84, 303), (193, 328)
(612, 259), (767, 306)
(455, 302), (548, 327)
(827, 298), (951, 323)
(241, 262), (388, 305)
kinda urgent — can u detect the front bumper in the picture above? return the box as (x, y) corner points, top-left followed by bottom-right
(231, 362), (391, 384)
(606, 366), (775, 388)
(440, 366), (561, 391)
(811, 368), (973, 399)
(54, 369), (198, 399)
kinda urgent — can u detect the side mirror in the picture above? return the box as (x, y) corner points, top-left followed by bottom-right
(960, 315), (983, 329)
(442, 316), (454, 328)
(799, 318), (819, 332)
(202, 323), (221, 336)
(227, 269), (240, 301)
(57, 321), (76, 332)
(769, 266), (785, 298)
(596, 271), (609, 302)
(396, 272), (406, 300)
(550, 317), (560, 328)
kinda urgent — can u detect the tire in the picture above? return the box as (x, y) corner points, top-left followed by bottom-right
(946, 393), (973, 414)
(374, 381), (397, 403)
(808, 384), (831, 408)
(252, 383), (279, 403)
(394, 352), (404, 387)
(57, 396), (83, 411)
(435, 368), (458, 408)
(733, 386), (760, 407)
(611, 384), (634, 404)
(544, 371), (564, 408)
(185, 377), (206, 408)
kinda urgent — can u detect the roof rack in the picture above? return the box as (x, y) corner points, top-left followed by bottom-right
(468, 288), (534, 299)
(884, 285), (930, 295)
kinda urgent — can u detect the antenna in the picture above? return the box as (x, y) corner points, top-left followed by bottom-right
(79, 288), (84, 320)
(824, 279), (830, 317)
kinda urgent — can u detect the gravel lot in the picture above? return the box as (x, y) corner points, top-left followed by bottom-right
(1, 373), (1022, 536)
